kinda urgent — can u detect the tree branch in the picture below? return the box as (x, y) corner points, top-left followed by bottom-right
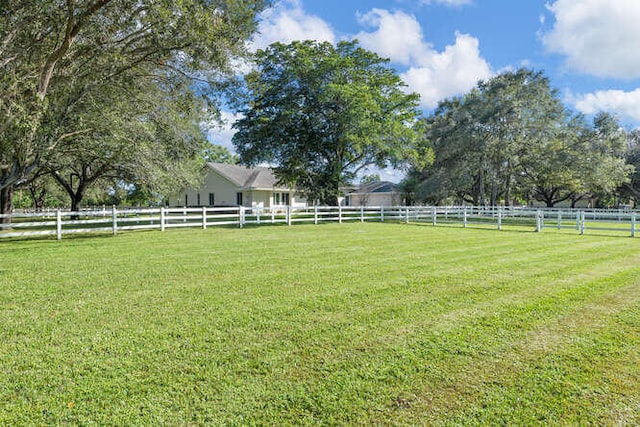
(37, 0), (113, 101)
(47, 128), (94, 151)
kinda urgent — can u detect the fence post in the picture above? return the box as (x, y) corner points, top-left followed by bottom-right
(535, 210), (542, 232)
(202, 206), (207, 229)
(405, 207), (410, 224)
(112, 205), (118, 236)
(557, 211), (562, 230)
(497, 208), (502, 230)
(56, 209), (62, 240)
(432, 206), (437, 226)
(580, 211), (586, 235)
(160, 207), (166, 231)
(632, 213), (636, 237)
(314, 205), (318, 225)
(575, 211), (580, 231)
(287, 205), (292, 226)
(338, 205), (342, 224)
(239, 206), (244, 228)
(381, 206), (384, 222)
(361, 206), (364, 223)
(463, 207), (467, 228)
(257, 208), (261, 225)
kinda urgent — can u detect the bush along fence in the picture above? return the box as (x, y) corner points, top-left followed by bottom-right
(1, 205), (639, 241)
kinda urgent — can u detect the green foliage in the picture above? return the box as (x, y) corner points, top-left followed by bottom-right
(582, 112), (633, 199)
(406, 69), (633, 207)
(0, 0), (272, 212)
(360, 174), (381, 184)
(620, 129), (640, 203)
(1, 224), (640, 423)
(233, 40), (428, 205)
(202, 144), (238, 165)
(14, 173), (67, 210)
(36, 67), (211, 210)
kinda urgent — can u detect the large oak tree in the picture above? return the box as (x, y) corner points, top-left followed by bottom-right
(0, 0), (271, 218)
(232, 40), (427, 205)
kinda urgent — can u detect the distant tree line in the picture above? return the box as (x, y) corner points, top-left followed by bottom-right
(401, 69), (636, 208)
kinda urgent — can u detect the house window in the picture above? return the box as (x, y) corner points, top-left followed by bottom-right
(236, 192), (243, 206)
(196, 193), (201, 206)
(209, 193), (215, 206)
(184, 194), (188, 207)
(273, 192), (290, 206)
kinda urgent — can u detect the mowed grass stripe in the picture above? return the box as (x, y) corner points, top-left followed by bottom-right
(1, 223), (640, 424)
(286, 248), (640, 424)
(440, 278), (640, 425)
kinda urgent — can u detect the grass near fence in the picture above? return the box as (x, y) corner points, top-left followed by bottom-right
(2, 223), (640, 424)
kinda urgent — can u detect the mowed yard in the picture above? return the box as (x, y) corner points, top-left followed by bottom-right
(1, 222), (640, 424)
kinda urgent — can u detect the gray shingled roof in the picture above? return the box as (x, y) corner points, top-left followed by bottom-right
(350, 181), (399, 194)
(207, 162), (289, 190)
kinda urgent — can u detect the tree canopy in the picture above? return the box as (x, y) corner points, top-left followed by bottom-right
(0, 0), (271, 216)
(405, 69), (633, 207)
(202, 144), (238, 165)
(232, 40), (428, 205)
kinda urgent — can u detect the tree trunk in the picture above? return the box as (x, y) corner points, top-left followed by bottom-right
(504, 173), (512, 206)
(479, 169), (486, 206)
(70, 188), (86, 220)
(29, 185), (47, 211)
(324, 193), (339, 207)
(623, 183), (640, 205)
(1, 185), (14, 225)
(490, 183), (498, 206)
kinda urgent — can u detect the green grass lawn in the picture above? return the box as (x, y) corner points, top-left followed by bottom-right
(1, 223), (640, 424)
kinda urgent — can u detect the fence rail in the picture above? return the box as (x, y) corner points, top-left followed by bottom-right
(1, 205), (638, 240)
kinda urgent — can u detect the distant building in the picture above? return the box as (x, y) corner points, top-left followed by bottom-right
(344, 181), (402, 207)
(169, 163), (306, 208)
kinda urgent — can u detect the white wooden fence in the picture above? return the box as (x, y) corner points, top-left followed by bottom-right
(1, 205), (638, 240)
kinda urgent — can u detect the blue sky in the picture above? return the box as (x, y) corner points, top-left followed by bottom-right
(209, 0), (640, 181)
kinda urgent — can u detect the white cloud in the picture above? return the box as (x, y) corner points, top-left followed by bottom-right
(253, 3), (492, 109)
(356, 9), (431, 66)
(206, 111), (243, 151)
(356, 10), (491, 108)
(401, 33), (492, 108)
(570, 88), (640, 122)
(542, 0), (640, 79)
(251, 0), (336, 51)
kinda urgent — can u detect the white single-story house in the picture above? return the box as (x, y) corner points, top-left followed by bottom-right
(169, 162), (307, 208)
(344, 181), (402, 207)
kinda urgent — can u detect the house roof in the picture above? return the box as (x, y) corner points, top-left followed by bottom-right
(350, 181), (399, 195)
(207, 162), (289, 190)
